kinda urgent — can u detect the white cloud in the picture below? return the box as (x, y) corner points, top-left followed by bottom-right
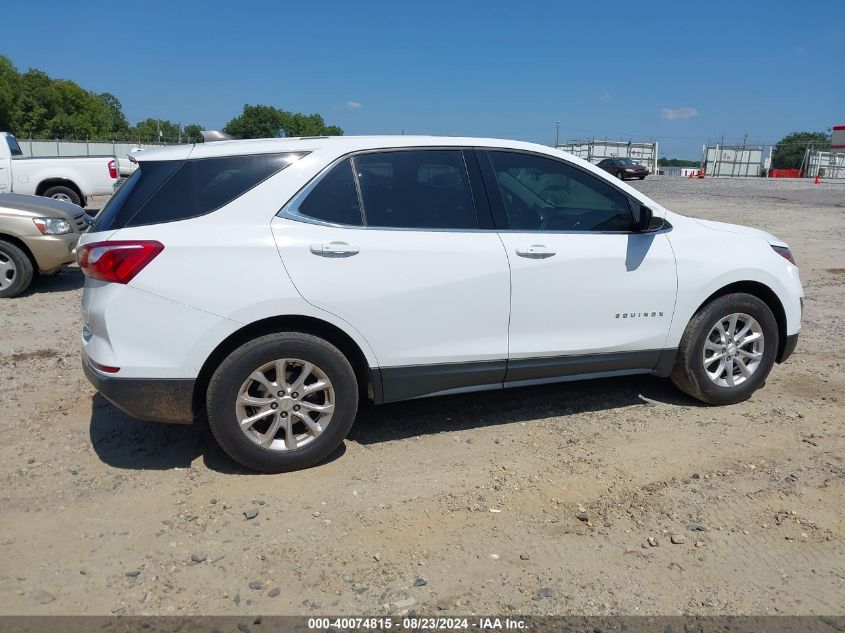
(344, 101), (363, 110)
(661, 106), (698, 120)
(598, 92), (611, 102)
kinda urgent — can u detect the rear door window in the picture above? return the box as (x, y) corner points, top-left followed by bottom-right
(354, 150), (477, 229)
(296, 159), (363, 226)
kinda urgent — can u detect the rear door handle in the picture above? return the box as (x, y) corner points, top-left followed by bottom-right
(515, 245), (556, 259)
(310, 242), (360, 257)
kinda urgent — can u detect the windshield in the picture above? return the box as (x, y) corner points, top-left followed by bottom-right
(617, 158), (637, 166)
(5, 135), (23, 157)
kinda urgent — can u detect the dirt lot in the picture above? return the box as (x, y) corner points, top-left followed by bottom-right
(1, 177), (843, 616)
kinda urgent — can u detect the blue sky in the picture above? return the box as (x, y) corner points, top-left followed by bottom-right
(3, 0), (843, 158)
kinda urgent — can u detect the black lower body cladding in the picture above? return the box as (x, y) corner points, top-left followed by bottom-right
(82, 357), (195, 423)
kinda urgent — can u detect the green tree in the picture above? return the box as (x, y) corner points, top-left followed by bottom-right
(224, 104), (343, 139)
(97, 93), (129, 139)
(0, 55), (136, 141)
(183, 123), (203, 143)
(0, 56), (18, 131)
(14, 69), (53, 137)
(772, 131), (831, 169)
(130, 118), (181, 142)
(659, 157), (699, 168)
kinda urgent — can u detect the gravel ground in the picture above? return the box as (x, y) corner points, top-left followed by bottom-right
(0, 177), (843, 616)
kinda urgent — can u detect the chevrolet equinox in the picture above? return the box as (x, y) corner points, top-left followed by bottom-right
(79, 136), (803, 472)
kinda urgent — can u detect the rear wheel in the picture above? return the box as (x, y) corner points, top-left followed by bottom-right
(0, 240), (34, 298)
(671, 293), (778, 405)
(43, 185), (82, 207)
(206, 332), (358, 472)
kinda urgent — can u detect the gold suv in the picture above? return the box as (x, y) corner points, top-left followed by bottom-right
(0, 193), (91, 297)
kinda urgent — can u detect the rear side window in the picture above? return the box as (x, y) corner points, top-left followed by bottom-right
(297, 159), (362, 226)
(354, 150), (477, 229)
(93, 152), (303, 231)
(5, 135), (23, 156)
(93, 161), (180, 231)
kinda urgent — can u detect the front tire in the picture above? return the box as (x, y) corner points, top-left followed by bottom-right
(617, 171), (625, 180)
(671, 293), (778, 405)
(0, 240), (34, 298)
(206, 332), (358, 472)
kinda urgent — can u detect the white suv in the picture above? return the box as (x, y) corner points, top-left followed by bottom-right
(79, 136), (803, 472)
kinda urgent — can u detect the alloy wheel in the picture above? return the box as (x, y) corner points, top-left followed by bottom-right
(702, 313), (764, 387)
(235, 358), (335, 451)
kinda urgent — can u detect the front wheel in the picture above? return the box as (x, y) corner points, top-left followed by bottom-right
(206, 332), (358, 472)
(0, 240), (34, 298)
(617, 171), (625, 180)
(671, 293), (779, 405)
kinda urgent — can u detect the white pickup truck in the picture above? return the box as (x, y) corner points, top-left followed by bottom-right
(0, 132), (119, 207)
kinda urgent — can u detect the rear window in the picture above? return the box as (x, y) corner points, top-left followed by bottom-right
(5, 135), (23, 156)
(93, 152), (304, 231)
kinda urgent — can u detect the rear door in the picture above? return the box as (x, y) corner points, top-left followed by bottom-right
(272, 148), (512, 401)
(478, 149), (677, 383)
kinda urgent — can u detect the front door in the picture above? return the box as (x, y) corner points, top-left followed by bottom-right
(478, 149), (677, 383)
(272, 149), (512, 401)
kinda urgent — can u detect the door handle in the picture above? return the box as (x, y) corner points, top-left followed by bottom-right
(310, 242), (360, 257)
(515, 245), (556, 259)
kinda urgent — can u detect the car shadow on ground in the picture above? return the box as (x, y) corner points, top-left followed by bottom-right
(26, 267), (84, 295)
(89, 374), (702, 473)
(89, 394), (251, 474)
(349, 374), (701, 445)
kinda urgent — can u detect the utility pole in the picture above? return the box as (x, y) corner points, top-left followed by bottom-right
(555, 121), (560, 147)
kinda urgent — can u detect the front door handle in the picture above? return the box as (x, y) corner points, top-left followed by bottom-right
(515, 244), (556, 259)
(310, 242), (360, 257)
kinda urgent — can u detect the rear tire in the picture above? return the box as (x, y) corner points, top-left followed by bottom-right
(206, 332), (358, 472)
(43, 185), (82, 207)
(671, 293), (778, 405)
(0, 240), (34, 298)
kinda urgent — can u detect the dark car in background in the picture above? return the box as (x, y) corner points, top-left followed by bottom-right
(597, 157), (648, 180)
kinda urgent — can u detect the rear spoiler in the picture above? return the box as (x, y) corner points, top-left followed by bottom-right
(200, 130), (235, 142)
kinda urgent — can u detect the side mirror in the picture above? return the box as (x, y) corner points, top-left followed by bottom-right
(638, 205), (653, 232)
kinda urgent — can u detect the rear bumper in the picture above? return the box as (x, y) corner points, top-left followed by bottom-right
(778, 333), (799, 364)
(82, 356), (195, 424)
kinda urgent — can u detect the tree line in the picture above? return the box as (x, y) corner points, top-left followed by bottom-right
(0, 55), (343, 143)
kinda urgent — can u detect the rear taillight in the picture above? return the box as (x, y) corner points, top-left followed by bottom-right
(77, 240), (164, 284)
(108, 159), (118, 179)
